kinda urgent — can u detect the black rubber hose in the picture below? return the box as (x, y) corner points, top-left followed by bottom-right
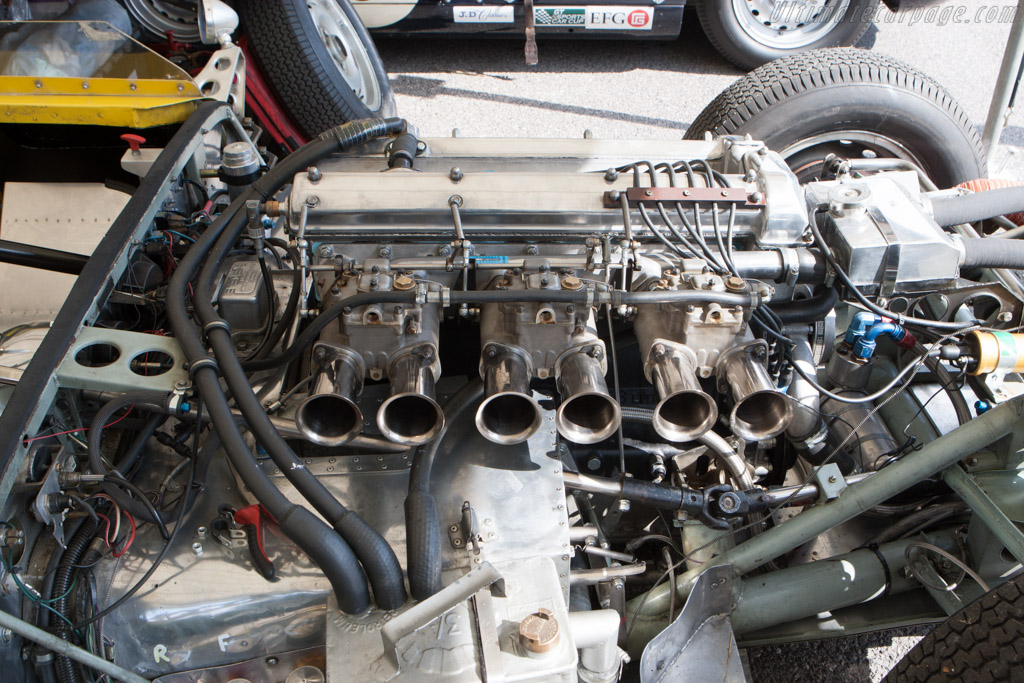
(240, 291), (418, 372)
(200, 273), (407, 609)
(167, 117), (405, 612)
(771, 287), (839, 324)
(168, 197), (371, 614)
(115, 412), (166, 477)
(195, 130), (408, 611)
(406, 378), (484, 600)
(959, 237), (1024, 269)
(86, 392), (173, 529)
(52, 517), (97, 683)
(931, 186), (1024, 227)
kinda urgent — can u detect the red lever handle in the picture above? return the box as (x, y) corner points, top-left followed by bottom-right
(119, 133), (146, 153)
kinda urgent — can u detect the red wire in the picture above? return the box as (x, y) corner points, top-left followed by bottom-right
(112, 511), (136, 558)
(95, 512), (112, 548)
(22, 405), (135, 445)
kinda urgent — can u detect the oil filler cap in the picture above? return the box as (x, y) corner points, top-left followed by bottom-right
(518, 608), (560, 655)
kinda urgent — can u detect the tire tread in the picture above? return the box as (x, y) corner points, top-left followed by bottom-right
(695, 0), (877, 71)
(885, 572), (1024, 682)
(684, 48), (987, 181)
(239, 0), (391, 138)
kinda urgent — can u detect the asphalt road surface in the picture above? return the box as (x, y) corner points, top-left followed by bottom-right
(376, 2), (1021, 680)
(377, 0), (1024, 176)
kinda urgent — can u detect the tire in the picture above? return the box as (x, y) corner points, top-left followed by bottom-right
(885, 572), (1024, 682)
(239, 0), (395, 138)
(697, 0), (879, 71)
(684, 48), (985, 189)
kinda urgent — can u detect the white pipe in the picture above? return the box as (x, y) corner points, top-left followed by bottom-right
(568, 609), (622, 683)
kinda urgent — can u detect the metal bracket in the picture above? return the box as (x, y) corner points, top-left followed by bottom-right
(193, 45), (246, 118)
(449, 500), (498, 552)
(603, 187), (764, 209)
(944, 464), (1024, 565)
(57, 327), (188, 394)
(380, 561), (504, 668)
(812, 463), (847, 502)
(31, 447), (75, 548)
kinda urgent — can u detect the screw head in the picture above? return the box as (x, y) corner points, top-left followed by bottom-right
(307, 166), (322, 182)
(449, 167), (463, 182)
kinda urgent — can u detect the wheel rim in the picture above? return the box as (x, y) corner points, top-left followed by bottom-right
(124, 0), (201, 42)
(779, 130), (924, 183)
(306, 0), (383, 112)
(730, 0), (853, 50)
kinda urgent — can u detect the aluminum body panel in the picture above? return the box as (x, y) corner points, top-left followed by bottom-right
(324, 557), (575, 681)
(96, 382), (570, 679)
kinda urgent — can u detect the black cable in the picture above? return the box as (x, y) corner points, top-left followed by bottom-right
(605, 305), (626, 475)
(74, 448), (195, 629)
(184, 179), (209, 209)
(101, 475), (169, 541)
(240, 251), (277, 361)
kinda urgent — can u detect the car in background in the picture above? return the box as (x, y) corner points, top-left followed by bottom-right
(112, 0), (892, 137)
(356, 0), (889, 71)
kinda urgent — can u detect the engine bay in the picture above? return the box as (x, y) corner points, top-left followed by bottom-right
(1, 106), (1023, 682)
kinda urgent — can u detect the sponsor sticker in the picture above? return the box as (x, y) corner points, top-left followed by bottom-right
(453, 5), (515, 23)
(585, 6), (653, 30)
(534, 7), (586, 26)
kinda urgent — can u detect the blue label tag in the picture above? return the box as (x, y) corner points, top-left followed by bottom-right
(472, 255), (509, 264)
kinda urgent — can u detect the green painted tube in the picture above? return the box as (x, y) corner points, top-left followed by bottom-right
(626, 395), (1024, 627)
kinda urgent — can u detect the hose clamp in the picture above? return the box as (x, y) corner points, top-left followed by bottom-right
(201, 319), (232, 343)
(187, 356), (220, 379)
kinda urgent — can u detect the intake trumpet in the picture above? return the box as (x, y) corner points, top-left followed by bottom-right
(717, 342), (793, 442)
(554, 343), (621, 445)
(378, 344), (445, 446)
(476, 344), (543, 445)
(295, 345), (365, 447)
(645, 342), (718, 443)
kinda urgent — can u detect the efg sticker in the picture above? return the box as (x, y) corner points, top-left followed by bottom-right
(585, 6), (654, 30)
(454, 5), (515, 23)
(534, 7), (586, 26)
